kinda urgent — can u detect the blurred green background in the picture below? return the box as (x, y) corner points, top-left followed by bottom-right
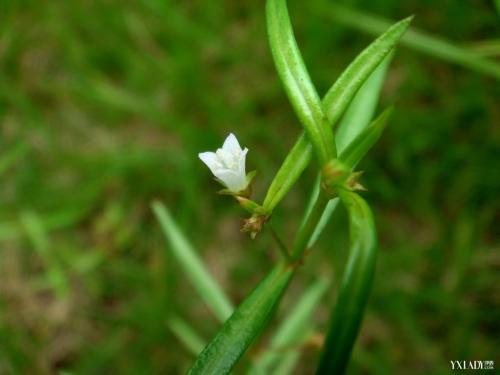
(1, 0), (499, 374)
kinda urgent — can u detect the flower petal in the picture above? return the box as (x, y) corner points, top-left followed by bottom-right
(198, 152), (220, 175)
(215, 169), (247, 192)
(237, 147), (248, 176)
(222, 133), (242, 155)
(216, 148), (234, 169)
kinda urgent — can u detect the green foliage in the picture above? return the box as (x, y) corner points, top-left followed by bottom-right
(339, 106), (393, 169)
(248, 278), (329, 375)
(316, 191), (377, 374)
(152, 201), (233, 322)
(184, 0), (410, 372)
(262, 14), (411, 213)
(188, 262), (294, 375)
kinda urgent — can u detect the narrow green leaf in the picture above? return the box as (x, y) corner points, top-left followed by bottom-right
(316, 191), (377, 374)
(299, 175), (321, 231)
(321, 3), (500, 80)
(168, 315), (206, 356)
(297, 178), (337, 249)
(262, 16), (411, 212)
(267, 0), (336, 164)
(307, 197), (339, 249)
(188, 262), (294, 375)
(323, 16), (412, 128)
(152, 201), (233, 322)
(248, 278), (329, 375)
(335, 54), (392, 151)
(262, 134), (312, 213)
(339, 106), (393, 169)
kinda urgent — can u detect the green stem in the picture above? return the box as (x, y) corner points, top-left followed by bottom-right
(290, 193), (329, 262)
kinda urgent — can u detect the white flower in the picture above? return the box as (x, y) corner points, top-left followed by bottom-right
(199, 133), (249, 192)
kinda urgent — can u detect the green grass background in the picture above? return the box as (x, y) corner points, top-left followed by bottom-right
(0, 0), (498, 374)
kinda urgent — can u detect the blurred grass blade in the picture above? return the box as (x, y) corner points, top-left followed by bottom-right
(152, 201), (233, 322)
(316, 191), (377, 374)
(188, 262), (294, 375)
(20, 210), (68, 298)
(0, 205), (97, 242)
(320, 3), (500, 80)
(262, 16), (411, 213)
(273, 352), (302, 375)
(248, 278), (329, 375)
(0, 142), (28, 176)
(466, 39), (500, 57)
(267, 0), (335, 164)
(339, 106), (393, 169)
(167, 315), (206, 356)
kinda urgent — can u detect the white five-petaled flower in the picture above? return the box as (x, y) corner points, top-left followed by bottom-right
(198, 133), (249, 192)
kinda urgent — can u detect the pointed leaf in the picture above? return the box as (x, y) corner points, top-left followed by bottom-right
(322, 16), (412, 127)
(267, 0), (335, 164)
(339, 106), (393, 169)
(316, 191), (377, 374)
(335, 54), (392, 151)
(152, 201), (233, 322)
(188, 262), (294, 375)
(248, 278), (329, 375)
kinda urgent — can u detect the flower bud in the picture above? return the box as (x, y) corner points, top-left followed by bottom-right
(321, 159), (350, 195)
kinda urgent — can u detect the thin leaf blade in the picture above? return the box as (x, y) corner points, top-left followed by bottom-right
(339, 106), (393, 169)
(248, 278), (329, 375)
(188, 262), (294, 375)
(316, 191), (377, 374)
(267, 0), (335, 164)
(322, 16), (412, 127)
(152, 201), (233, 322)
(335, 54), (392, 151)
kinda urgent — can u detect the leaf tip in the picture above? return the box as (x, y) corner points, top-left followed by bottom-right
(400, 15), (415, 29)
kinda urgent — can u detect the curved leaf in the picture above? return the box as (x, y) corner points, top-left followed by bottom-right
(152, 201), (234, 322)
(335, 54), (392, 151)
(339, 106), (393, 169)
(316, 191), (377, 374)
(188, 262), (294, 375)
(248, 278), (329, 375)
(322, 16), (412, 127)
(267, 0), (335, 164)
